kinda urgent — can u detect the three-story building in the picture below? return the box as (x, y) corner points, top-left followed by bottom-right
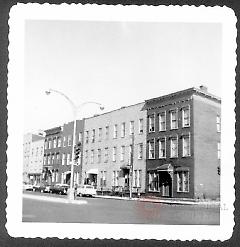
(144, 86), (221, 199)
(82, 103), (147, 195)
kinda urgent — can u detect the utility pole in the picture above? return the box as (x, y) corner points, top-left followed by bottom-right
(129, 133), (134, 199)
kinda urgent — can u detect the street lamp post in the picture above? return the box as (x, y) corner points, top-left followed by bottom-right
(45, 89), (104, 201)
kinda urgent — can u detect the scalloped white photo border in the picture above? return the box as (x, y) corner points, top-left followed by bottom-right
(7, 3), (236, 240)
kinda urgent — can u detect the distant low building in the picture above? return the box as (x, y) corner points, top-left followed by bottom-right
(23, 133), (45, 185)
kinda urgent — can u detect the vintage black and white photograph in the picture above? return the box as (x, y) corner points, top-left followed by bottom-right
(7, 4), (235, 240)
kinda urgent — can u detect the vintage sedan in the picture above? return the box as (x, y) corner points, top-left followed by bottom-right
(22, 183), (34, 191)
(50, 183), (69, 195)
(77, 185), (97, 197)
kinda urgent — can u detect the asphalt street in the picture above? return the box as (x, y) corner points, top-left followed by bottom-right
(22, 192), (220, 224)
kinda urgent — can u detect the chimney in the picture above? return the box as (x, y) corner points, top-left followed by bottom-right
(199, 85), (208, 92)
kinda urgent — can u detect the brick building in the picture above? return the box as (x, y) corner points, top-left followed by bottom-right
(82, 103), (147, 195)
(144, 86), (221, 199)
(59, 120), (84, 185)
(43, 126), (62, 184)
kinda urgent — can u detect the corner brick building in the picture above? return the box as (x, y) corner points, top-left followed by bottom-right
(144, 86), (221, 199)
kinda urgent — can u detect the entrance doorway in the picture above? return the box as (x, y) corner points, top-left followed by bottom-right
(159, 171), (172, 197)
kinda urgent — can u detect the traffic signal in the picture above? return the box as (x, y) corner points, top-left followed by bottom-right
(74, 142), (81, 161)
(217, 166), (220, 175)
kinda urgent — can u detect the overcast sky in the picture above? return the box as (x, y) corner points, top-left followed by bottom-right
(24, 20), (222, 133)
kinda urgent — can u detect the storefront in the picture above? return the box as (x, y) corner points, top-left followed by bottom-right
(148, 164), (173, 197)
(85, 168), (98, 188)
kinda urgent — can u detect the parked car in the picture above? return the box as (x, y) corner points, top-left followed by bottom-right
(50, 183), (69, 195)
(22, 183), (33, 191)
(33, 184), (50, 193)
(77, 185), (97, 197)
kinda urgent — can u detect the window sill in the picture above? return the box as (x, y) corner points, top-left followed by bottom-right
(170, 156), (178, 159)
(182, 155), (191, 158)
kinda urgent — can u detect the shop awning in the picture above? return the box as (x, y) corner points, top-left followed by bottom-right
(86, 168), (98, 175)
(157, 164), (173, 172)
(175, 167), (189, 172)
(148, 164), (173, 172)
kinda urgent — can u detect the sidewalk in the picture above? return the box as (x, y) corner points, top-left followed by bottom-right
(23, 193), (88, 205)
(94, 194), (220, 206)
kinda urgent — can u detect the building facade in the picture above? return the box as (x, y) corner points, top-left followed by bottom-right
(23, 133), (45, 184)
(43, 126), (62, 184)
(144, 86), (221, 199)
(59, 120), (84, 186)
(82, 103), (147, 195)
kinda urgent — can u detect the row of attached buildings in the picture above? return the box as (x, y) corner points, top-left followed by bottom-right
(23, 86), (221, 199)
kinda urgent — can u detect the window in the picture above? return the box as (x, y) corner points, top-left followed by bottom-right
(91, 129), (95, 143)
(104, 147), (109, 163)
(216, 115), (221, 132)
(120, 146), (125, 161)
(112, 147), (117, 162)
(98, 128), (102, 141)
(148, 115), (155, 132)
(121, 122), (126, 138)
(182, 134), (191, 157)
(85, 150), (88, 164)
(53, 138), (57, 148)
(217, 142), (221, 159)
(182, 106), (190, 127)
(62, 153), (65, 165)
(137, 170), (142, 188)
(148, 172), (159, 191)
(105, 126), (109, 140)
(132, 170), (142, 188)
(52, 154), (55, 164)
(148, 140), (155, 159)
(67, 153), (71, 165)
(57, 138), (62, 147)
(159, 112), (166, 131)
(139, 119), (143, 134)
(48, 155), (51, 165)
(129, 144), (133, 160)
(138, 143), (143, 159)
(90, 150), (94, 164)
(100, 171), (107, 187)
(113, 124), (118, 139)
(112, 171), (119, 187)
(177, 171), (189, 192)
(85, 131), (89, 144)
(78, 132), (82, 143)
(48, 140), (52, 149)
(43, 156), (47, 165)
(129, 121), (134, 135)
(63, 137), (66, 147)
(133, 170), (137, 187)
(44, 141), (48, 150)
(68, 135), (72, 146)
(97, 149), (101, 163)
(170, 136), (178, 158)
(170, 109), (178, 129)
(159, 138), (166, 158)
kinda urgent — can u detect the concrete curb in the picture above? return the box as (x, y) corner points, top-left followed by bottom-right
(23, 193), (88, 205)
(94, 195), (220, 206)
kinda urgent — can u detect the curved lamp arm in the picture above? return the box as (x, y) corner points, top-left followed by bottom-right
(45, 89), (76, 111)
